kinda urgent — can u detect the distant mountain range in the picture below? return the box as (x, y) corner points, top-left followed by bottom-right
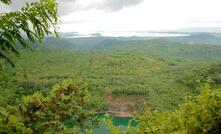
(167, 33), (221, 45)
(37, 32), (221, 51)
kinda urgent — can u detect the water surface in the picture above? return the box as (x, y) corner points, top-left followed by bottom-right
(93, 114), (137, 134)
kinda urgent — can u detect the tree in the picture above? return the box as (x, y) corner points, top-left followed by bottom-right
(0, 106), (32, 134)
(0, 0), (58, 66)
(135, 88), (221, 134)
(20, 80), (98, 133)
(0, 80), (98, 133)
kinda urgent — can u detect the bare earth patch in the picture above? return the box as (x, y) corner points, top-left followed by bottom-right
(105, 95), (145, 117)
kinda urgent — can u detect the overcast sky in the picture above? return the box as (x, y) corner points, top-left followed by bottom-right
(60, 0), (221, 33)
(1, 0), (221, 33)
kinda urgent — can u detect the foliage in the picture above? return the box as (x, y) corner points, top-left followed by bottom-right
(0, 106), (32, 134)
(0, 80), (98, 134)
(13, 48), (221, 110)
(102, 114), (136, 134)
(103, 114), (122, 134)
(104, 88), (221, 134)
(135, 87), (221, 134)
(0, 0), (58, 66)
(0, 0), (11, 5)
(18, 80), (98, 133)
(177, 63), (221, 93)
(0, 80), (21, 107)
(1, 36), (221, 133)
(208, 64), (221, 86)
(86, 93), (108, 111)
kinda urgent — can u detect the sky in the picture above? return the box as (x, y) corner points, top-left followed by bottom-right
(59, 0), (221, 33)
(1, 0), (221, 33)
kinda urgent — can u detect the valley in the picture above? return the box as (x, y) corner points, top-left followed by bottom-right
(2, 34), (221, 114)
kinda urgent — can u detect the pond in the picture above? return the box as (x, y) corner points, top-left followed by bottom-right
(63, 114), (137, 133)
(93, 114), (137, 134)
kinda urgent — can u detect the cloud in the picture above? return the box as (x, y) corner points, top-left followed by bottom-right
(86, 0), (144, 11)
(61, 19), (88, 25)
(190, 20), (221, 24)
(0, 0), (144, 16)
(0, 0), (76, 16)
(57, 0), (76, 16)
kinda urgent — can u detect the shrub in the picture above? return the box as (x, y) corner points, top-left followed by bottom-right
(0, 80), (98, 133)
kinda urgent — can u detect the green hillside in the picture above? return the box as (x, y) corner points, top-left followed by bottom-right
(1, 36), (221, 133)
(2, 38), (220, 111)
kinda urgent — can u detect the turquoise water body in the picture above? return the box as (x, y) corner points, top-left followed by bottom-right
(93, 114), (137, 134)
(63, 114), (136, 133)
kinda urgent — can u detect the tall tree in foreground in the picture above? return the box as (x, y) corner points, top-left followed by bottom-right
(0, 0), (58, 66)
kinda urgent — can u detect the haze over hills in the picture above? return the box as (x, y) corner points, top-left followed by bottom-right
(40, 31), (221, 52)
(59, 27), (221, 38)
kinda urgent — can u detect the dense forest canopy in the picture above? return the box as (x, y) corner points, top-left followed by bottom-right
(0, 0), (221, 134)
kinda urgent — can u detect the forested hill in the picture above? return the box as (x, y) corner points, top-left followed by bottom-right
(8, 33), (221, 112)
(30, 33), (221, 62)
(167, 33), (221, 45)
(37, 32), (221, 51)
(2, 32), (221, 133)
